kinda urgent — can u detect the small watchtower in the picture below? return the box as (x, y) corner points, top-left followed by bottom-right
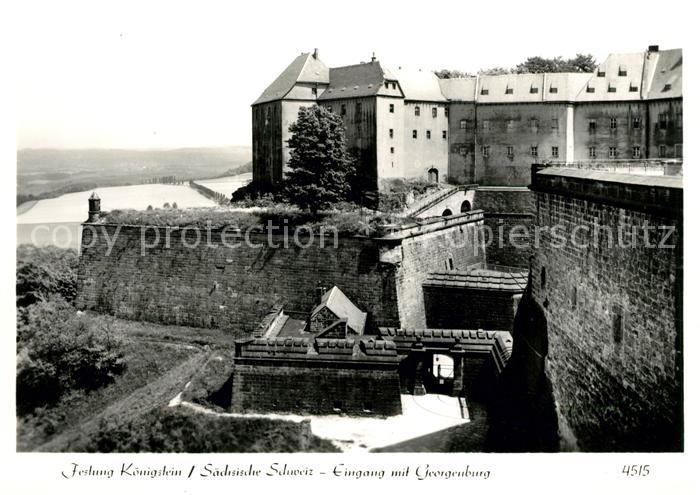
(87, 192), (101, 222)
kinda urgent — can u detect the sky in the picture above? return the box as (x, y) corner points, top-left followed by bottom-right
(14, 0), (689, 150)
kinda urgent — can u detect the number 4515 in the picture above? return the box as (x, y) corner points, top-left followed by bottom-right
(622, 465), (650, 477)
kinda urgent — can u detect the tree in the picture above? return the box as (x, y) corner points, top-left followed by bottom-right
(284, 106), (356, 213)
(515, 54), (597, 74)
(434, 69), (474, 79)
(478, 66), (511, 76)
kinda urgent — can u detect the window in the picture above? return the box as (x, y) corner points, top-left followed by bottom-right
(442, 209), (453, 217)
(618, 66), (627, 77)
(633, 116), (641, 129)
(412, 129), (417, 139)
(459, 146), (467, 156)
(389, 128), (394, 138)
(483, 120), (490, 131)
(507, 145), (514, 158)
(629, 83), (639, 92)
(432, 107), (438, 118)
(633, 146), (641, 158)
(507, 119), (515, 130)
(389, 103), (394, 113)
(551, 118), (558, 129)
(448, 258), (455, 270)
(571, 287), (577, 309)
(460, 119), (468, 129)
(442, 130), (447, 139)
(356, 102), (362, 114)
(529, 85), (539, 94)
(392, 82), (397, 90)
(505, 87), (513, 95)
(390, 147), (395, 154)
(588, 119), (597, 132)
(414, 106), (420, 116)
(530, 118), (539, 129)
(597, 69), (606, 77)
(426, 130), (431, 139)
(609, 147), (618, 158)
(586, 86), (595, 93)
(549, 86), (558, 94)
(589, 147), (597, 158)
(341, 104), (346, 116)
(531, 146), (538, 157)
(663, 83), (672, 92)
(608, 84), (617, 93)
(311, 87), (317, 96)
(540, 267), (546, 289)
(551, 146), (559, 158)
(659, 144), (666, 158)
(675, 143), (683, 158)
(482, 145), (490, 158)
(612, 304), (624, 344)
(384, 82), (389, 89)
(480, 88), (489, 95)
(659, 115), (668, 130)
(610, 117), (617, 129)
(444, 108), (449, 117)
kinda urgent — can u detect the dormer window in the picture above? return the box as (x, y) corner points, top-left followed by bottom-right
(618, 65), (627, 77)
(480, 88), (489, 95)
(414, 106), (420, 116)
(663, 83), (672, 91)
(608, 84), (617, 93)
(384, 82), (389, 89)
(597, 69), (606, 77)
(529, 85), (539, 94)
(629, 83), (639, 92)
(505, 86), (513, 95)
(392, 82), (397, 90)
(586, 85), (595, 93)
(549, 86), (558, 94)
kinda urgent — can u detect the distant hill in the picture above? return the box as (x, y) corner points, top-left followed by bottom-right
(17, 146), (252, 198)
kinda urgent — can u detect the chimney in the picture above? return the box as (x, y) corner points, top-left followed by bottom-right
(371, 52), (376, 62)
(648, 45), (659, 53)
(313, 48), (319, 59)
(87, 192), (101, 223)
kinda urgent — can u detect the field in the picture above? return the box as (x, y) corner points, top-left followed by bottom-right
(194, 172), (252, 196)
(17, 146), (252, 198)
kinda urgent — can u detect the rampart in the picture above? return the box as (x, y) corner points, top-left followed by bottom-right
(529, 165), (682, 451)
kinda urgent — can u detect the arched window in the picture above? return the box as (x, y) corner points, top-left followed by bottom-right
(460, 200), (471, 213)
(442, 209), (452, 216)
(428, 168), (438, 183)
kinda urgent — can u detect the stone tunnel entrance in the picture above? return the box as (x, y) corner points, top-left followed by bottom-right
(386, 328), (513, 401)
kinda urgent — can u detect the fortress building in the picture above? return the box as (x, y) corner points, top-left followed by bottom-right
(252, 46), (682, 188)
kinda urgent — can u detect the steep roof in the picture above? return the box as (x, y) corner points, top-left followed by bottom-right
(311, 286), (367, 335)
(390, 67), (447, 102)
(437, 77), (477, 102)
(576, 51), (645, 102)
(645, 49), (682, 100)
(318, 61), (386, 100)
(253, 52), (329, 105)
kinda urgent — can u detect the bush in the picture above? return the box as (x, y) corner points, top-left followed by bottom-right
(16, 245), (79, 307)
(85, 407), (340, 453)
(16, 299), (126, 415)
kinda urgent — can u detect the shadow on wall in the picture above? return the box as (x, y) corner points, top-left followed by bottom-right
(484, 276), (560, 452)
